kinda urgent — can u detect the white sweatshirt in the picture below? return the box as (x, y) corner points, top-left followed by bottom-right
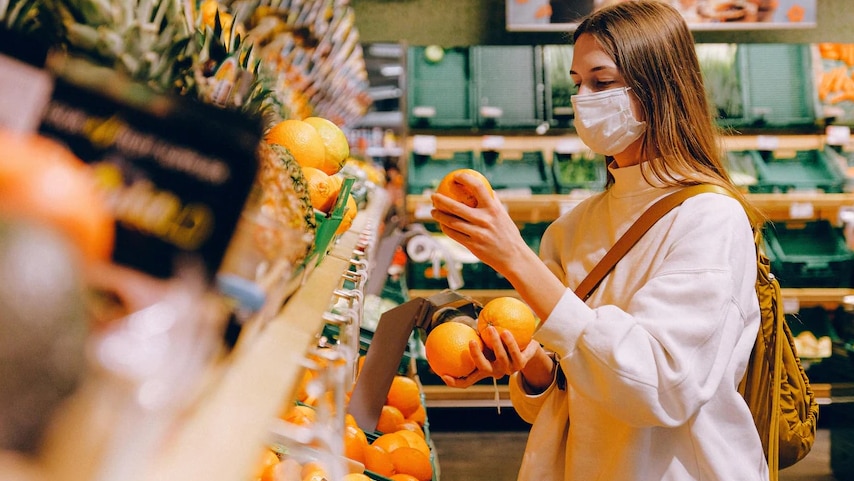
(510, 162), (769, 481)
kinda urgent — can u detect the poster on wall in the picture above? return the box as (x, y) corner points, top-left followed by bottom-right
(506, 0), (817, 32)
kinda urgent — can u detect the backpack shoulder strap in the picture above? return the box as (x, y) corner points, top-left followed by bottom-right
(574, 184), (730, 301)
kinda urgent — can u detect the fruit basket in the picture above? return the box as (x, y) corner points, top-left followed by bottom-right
(479, 150), (553, 194)
(749, 149), (845, 193)
(407, 150), (477, 195)
(763, 219), (854, 287)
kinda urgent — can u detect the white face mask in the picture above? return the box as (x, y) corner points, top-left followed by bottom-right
(571, 87), (646, 156)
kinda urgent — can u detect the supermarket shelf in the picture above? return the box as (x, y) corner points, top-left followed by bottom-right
(146, 191), (390, 481)
(410, 288), (854, 310)
(407, 192), (854, 224)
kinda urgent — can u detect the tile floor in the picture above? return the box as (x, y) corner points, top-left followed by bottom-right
(426, 407), (847, 481)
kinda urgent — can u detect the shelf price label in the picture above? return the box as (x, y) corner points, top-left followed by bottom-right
(757, 135), (780, 151)
(789, 202), (815, 219)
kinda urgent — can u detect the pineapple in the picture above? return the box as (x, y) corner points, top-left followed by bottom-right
(0, 0), (60, 40)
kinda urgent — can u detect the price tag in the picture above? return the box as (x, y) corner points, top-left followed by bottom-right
(757, 135), (780, 151)
(826, 125), (852, 146)
(482, 135), (505, 150)
(412, 135), (438, 156)
(789, 202), (815, 219)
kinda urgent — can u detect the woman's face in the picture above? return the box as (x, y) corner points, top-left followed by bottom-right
(570, 33), (628, 96)
(570, 33), (646, 165)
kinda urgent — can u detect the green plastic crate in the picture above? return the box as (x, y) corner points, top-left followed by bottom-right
(471, 45), (545, 128)
(552, 151), (607, 193)
(406, 259), (487, 290)
(763, 219), (854, 288)
(749, 149), (845, 193)
(480, 150), (553, 194)
(738, 43), (817, 127)
(407, 150), (477, 195)
(407, 46), (474, 128)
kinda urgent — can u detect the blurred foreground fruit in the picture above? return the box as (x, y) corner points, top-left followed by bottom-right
(477, 296), (538, 348)
(424, 321), (483, 378)
(434, 168), (493, 208)
(0, 130), (114, 262)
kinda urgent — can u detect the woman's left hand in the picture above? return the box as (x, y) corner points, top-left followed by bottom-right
(441, 325), (543, 389)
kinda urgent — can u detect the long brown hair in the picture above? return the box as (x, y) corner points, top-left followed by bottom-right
(573, 0), (763, 229)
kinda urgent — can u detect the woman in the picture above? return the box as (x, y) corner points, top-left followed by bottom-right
(430, 1), (768, 480)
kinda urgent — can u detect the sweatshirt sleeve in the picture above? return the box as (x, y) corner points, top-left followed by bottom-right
(534, 195), (756, 428)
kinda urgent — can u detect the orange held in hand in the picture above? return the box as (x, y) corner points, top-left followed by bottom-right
(424, 321), (484, 378)
(477, 296), (538, 349)
(434, 168), (493, 208)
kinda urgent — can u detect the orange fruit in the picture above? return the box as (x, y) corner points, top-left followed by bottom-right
(395, 430), (430, 458)
(335, 194), (358, 235)
(255, 448), (280, 481)
(389, 475), (421, 481)
(389, 446), (433, 481)
(424, 321), (483, 379)
(376, 404), (406, 434)
(343, 474), (372, 481)
(0, 130), (115, 262)
(345, 413), (359, 428)
(266, 119), (327, 171)
(281, 404), (316, 426)
(363, 444), (396, 477)
(434, 168), (493, 208)
(303, 116), (350, 175)
(303, 167), (343, 213)
(406, 404), (426, 426)
(477, 296), (538, 348)
(343, 424), (369, 464)
(386, 375), (422, 418)
(301, 461), (328, 481)
(372, 432), (409, 454)
(395, 420), (425, 439)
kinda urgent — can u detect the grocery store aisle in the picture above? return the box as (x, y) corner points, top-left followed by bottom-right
(427, 408), (840, 481)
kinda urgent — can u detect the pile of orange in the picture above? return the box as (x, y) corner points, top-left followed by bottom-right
(265, 116), (357, 236)
(424, 297), (538, 379)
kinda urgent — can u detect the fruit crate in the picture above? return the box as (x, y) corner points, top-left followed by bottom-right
(407, 150), (477, 195)
(551, 151), (607, 193)
(479, 150), (554, 194)
(407, 46), (475, 129)
(763, 219), (854, 288)
(725, 150), (761, 190)
(737, 43), (817, 128)
(749, 149), (845, 193)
